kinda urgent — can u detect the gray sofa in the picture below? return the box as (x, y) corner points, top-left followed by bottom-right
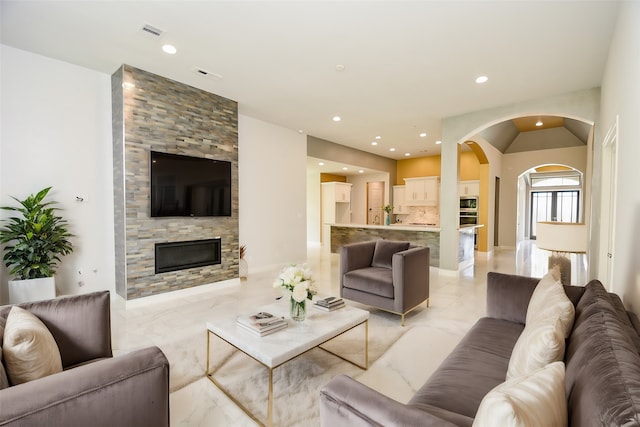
(0, 291), (170, 426)
(320, 272), (640, 426)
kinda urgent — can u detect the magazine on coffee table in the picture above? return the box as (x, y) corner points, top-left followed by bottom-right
(236, 311), (287, 336)
(313, 296), (345, 312)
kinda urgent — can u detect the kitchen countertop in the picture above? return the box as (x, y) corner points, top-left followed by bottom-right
(330, 223), (484, 232)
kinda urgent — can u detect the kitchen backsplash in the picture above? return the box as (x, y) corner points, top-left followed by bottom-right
(396, 206), (440, 226)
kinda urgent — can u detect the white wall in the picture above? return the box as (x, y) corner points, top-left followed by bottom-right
(306, 167), (321, 244)
(0, 45), (114, 303)
(348, 172), (390, 224)
(238, 115), (307, 272)
(598, 1), (640, 309)
(500, 146), (588, 248)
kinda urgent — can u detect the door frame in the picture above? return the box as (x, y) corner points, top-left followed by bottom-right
(598, 116), (619, 290)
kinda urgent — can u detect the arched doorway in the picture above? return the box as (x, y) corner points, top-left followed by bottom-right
(517, 164), (585, 242)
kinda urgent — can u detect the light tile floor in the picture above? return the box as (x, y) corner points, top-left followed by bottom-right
(110, 240), (586, 426)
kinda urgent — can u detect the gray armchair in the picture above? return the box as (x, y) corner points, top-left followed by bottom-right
(0, 291), (169, 426)
(340, 240), (430, 326)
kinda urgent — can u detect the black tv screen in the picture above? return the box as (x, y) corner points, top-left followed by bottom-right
(150, 151), (231, 217)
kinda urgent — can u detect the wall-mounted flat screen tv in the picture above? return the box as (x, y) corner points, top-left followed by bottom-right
(150, 151), (231, 217)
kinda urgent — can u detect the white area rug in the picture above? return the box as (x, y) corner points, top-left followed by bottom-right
(166, 308), (407, 426)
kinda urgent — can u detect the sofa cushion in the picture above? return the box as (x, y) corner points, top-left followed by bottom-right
(565, 280), (640, 427)
(506, 317), (565, 380)
(3, 306), (63, 385)
(473, 361), (567, 427)
(526, 269), (575, 338)
(0, 316), (8, 390)
(371, 240), (410, 269)
(408, 317), (523, 419)
(343, 267), (394, 298)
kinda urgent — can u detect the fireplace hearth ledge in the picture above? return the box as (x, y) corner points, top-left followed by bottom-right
(118, 277), (241, 309)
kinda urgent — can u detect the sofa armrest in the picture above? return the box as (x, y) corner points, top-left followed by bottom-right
(320, 375), (457, 427)
(0, 346), (169, 427)
(7, 291), (112, 367)
(392, 246), (430, 310)
(340, 241), (377, 276)
(486, 272), (539, 324)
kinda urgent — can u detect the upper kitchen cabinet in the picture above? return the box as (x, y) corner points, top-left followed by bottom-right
(334, 182), (351, 203)
(404, 177), (439, 206)
(393, 185), (408, 214)
(459, 180), (480, 197)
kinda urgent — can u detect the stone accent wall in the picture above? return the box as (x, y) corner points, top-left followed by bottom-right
(111, 65), (239, 300)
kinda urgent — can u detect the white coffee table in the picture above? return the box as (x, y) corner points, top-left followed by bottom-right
(205, 299), (369, 427)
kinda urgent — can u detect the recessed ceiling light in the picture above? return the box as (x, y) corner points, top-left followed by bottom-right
(419, 132), (427, 138)
(318, 162), (324, 166)
(371, 141), (378, 146)
(390, 148), (396, 152)
(375, 136), (381, 139)
(405, 153), (411, 156)
(335, 64), (346, 72)
(435, 140), (442, 145)
(475, 75), (488, 84)
(162, 44), (177, 55)
(536, 120), (543, 126)
(342, 167), (348, 170)
(358, 170), (364, 174)
(332, 116), (341, 122)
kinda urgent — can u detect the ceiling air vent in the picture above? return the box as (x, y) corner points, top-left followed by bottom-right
(194, 67), (223, 81)
(141, 24), (164, 37)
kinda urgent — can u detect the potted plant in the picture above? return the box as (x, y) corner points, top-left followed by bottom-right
(0, 187), (74, 303)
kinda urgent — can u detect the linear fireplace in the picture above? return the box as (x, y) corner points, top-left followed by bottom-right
(155, 238), (222, 274)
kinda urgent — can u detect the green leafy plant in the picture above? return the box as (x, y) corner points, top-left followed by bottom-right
(0, 187), (74, 280)
(382, 204), (394, 214)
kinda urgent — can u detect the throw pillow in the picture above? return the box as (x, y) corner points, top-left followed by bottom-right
(371, 240), (410, 269)
(506, 318), (565, 380)
(3, 306), (62, 385)
(527, 268), (575, 338)
(474, 361), (567, 427)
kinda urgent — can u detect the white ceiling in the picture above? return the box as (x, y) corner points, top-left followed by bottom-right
(0, 1), (619, 163)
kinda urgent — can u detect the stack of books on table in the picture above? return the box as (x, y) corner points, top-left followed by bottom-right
(313, 296), (346, 312)
(236, 311), (287, 337)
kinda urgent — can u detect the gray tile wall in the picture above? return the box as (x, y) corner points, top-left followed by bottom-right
(112, 65), (239, 300)
(330, 226), (441, 267)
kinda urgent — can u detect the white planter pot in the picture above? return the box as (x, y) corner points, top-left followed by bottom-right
(8, 277), (56, 304)
(239, 258), (248, 279)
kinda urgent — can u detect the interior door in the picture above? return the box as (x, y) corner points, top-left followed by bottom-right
(367, 182), (384, 225)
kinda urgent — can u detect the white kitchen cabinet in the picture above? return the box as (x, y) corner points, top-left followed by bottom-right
(404, 177), (439, 206)
(321, 182), (352, 244)
(393, 185), (408, 214)
(334, 182), (351, 202)
(459, 180), (480, 197)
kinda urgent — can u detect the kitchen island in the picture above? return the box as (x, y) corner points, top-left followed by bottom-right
(329, 223), (482, 268)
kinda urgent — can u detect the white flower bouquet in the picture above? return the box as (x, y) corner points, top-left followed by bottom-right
(273, 263), (317, 322)
(273, 263), (317, 302)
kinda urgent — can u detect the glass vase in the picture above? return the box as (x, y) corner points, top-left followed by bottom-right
(290, 298), (306, 322)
